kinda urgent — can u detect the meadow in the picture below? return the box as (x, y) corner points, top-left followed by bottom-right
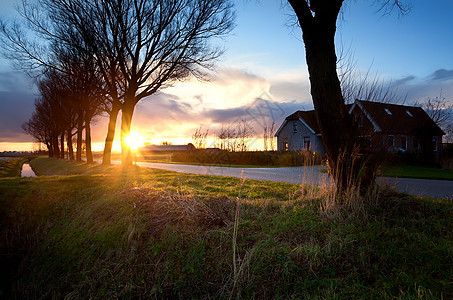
(0, 157), (452, 298)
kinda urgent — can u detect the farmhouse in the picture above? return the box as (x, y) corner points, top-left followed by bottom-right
(275, 100), (444, 161)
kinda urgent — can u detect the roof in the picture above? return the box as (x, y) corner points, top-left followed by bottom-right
(280, 104), (353, 135)
(276, 100), (444, 137)
(355, 100), (445, 136)
(286, 110), (321, 134)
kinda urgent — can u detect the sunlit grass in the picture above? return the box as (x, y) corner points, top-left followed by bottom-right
(0, 158), (451, 298)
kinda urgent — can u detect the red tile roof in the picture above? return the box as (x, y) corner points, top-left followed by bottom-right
(284, 101), (444, 136)
(357, 100), (445, 136)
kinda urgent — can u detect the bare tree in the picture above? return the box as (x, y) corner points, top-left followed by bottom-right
(59, 0), (235, 165)
(415, 93), (452, 129)
(1, 0), (234, 166)
(22, 111), (53, 157)
(444, 124), (453, 144)
(237, 119), (254, 152)
(285, 0), (410, 192)
(338, 48), (406, 105)
(192, 126), (209, 149)
(263, 121), (276, 151)
(22, 88), (65, 158)
(217, 123), (237, 151)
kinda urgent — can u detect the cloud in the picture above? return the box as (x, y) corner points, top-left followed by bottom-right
(393, 75), (415, 86)
(202, 107), (249, 123)
(428, 69), (453, 81)
(389, 70), (453, 106)
(89, 68), (314, 144)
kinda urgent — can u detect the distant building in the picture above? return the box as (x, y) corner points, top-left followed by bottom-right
(275, 100), (445, 161)
(138, 143), (196, 153)
(274, 110), (325, 153)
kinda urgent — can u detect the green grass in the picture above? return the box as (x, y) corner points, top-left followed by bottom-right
(93, 152), (174, 163)
(0, 157), (452, 298)
(381, 165), (453, 181)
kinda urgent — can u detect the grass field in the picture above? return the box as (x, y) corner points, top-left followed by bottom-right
(381, 165), (453, 181)
(1, 157), (452, 298)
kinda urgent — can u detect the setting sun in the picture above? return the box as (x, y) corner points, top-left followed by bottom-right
(125, 131), (145, 151)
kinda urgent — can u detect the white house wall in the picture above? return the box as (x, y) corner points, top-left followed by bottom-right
(277, 119), (325, 154)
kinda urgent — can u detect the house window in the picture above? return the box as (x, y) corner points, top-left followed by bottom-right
(384, 108), (392, 116)
(283, 142), (289, 151)
(406, 110), (414, 117)
(387, 135), (395, 148)
(303, 137), (311, 150)
(433, 137), (438, 152)
(401, 135), (407, 151)
(292, 122), (298, 133)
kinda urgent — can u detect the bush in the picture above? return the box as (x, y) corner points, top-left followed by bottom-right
(171, 150), (323, 167)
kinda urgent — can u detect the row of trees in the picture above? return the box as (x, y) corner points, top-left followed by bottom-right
(1, 0), (234, 165)
(21, 48), (104, 162)
(192, 120), (256, 152)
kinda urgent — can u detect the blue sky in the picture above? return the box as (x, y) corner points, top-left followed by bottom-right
(0, 0), (452, 150)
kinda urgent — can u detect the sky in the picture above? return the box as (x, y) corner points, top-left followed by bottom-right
(0, 0), (452, 151)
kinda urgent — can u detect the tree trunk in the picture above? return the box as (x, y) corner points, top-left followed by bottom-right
(47, 142), (53, 158)
(76, 110), (84, 162)
(60, 132), (65, 159)
(102, 103), (121, 165)
(292, 1), (359, 193)
(121, 100), (136, 166)
(85, 113), (93, 164)
(53, 135), (60, 158)
(67, 129), (74, 161)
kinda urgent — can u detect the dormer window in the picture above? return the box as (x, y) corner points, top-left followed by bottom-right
(384, 108), (392, 116)
(406, 110), (413, 117)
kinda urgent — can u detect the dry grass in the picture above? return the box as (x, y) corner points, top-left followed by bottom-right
(121, 187), (233, 233)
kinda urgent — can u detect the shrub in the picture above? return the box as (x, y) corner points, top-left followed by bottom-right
(171, 150), (323, 167)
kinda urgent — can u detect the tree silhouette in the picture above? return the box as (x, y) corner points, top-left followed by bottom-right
(286, 0), (410, 192)
(2, 0), (234, 166)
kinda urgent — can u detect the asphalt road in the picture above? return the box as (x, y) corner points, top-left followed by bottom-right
(130, 161), (453, 200)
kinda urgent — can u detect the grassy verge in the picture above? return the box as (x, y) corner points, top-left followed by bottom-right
(93, 152), (174, 163)
(381, 165), (453, 181)
(1, 158), (452, 298)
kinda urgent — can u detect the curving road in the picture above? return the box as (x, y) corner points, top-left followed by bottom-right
(124, 161), (453, 200)
(135, 162), (330, 185)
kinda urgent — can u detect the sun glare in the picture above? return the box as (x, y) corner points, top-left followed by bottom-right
(125, 131), (145, 151)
